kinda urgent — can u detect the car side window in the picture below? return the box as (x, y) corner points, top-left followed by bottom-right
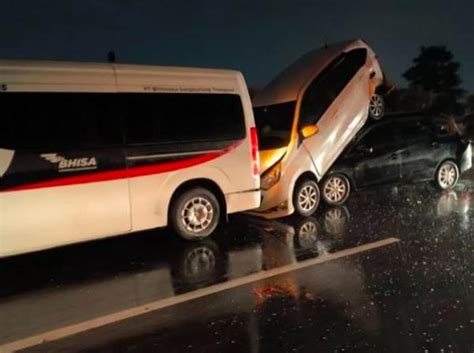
(356, 123), (403, 154)
(399, 121), (433, 145)
(298, 57), (341, 128)
(299, 48), (368, 128)
(328, 48), (367, 99)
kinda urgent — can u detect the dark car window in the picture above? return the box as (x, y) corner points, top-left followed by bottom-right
(299, 48), (367, 127)
(431, 117), (461, 138)
(397, 121), (433, 145)
(329, 48), (367, 99)
(254, 101), (296, 149)
(355, 123), (404, 154)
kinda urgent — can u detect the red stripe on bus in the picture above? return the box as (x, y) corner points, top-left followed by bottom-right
(4, 141), (241, 192)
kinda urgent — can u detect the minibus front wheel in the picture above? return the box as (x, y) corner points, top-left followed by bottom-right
(170, 187), (221, 240)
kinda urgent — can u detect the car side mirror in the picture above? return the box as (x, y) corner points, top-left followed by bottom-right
(301, 125), (319, 139)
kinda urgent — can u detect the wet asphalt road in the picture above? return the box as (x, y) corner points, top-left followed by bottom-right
(0, 178), (473, 353)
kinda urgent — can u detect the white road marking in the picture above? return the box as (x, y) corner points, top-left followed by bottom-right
(0, 237), (399, 353)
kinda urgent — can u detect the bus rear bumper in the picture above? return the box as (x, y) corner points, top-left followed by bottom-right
(225, 189), (261, 214)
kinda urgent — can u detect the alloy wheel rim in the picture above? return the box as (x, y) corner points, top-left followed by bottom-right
(438, 164), (457, 189)
(369, 95), (383, 117)
(298, 185), (318, 211)
(181, 197), (214, 233)
(324, 207), (347, 235)
(298, 221), (318, 248)
(324, 176), (347, 202)
(184, 246), (216, 279)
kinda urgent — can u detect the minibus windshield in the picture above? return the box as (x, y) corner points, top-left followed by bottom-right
(254, 101), (296, 150)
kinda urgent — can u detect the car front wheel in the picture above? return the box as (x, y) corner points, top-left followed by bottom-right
(293, 180), (320, 217)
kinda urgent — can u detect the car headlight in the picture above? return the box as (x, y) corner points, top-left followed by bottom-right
(261, 161), (281, 190)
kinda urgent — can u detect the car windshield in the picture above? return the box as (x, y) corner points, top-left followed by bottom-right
(432, 116), (461, 137)
(253, 101), (296, 150)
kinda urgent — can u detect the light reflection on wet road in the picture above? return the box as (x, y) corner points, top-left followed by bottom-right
(0, 180), (473, 353)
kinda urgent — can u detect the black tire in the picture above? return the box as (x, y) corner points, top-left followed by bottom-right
(369, 93), (385, 120)
(293, 179), (320, 217)
(170, 187), (220, 241)
(435, 160), (459, 190)
(323, 206), (350, 236)
(294, 217), (319, 249)
(175, 240), (219, 288)
(321, 174), (351, 206)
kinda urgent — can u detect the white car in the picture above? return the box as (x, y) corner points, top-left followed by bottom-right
(252, 39), (385, 218)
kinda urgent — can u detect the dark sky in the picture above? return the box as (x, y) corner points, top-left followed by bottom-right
(1, 0), (473, 93)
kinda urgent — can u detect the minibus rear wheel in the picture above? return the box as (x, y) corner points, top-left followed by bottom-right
(171, 187), (220, 241)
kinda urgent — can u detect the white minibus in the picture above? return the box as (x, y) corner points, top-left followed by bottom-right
(0, 60), (260, 257)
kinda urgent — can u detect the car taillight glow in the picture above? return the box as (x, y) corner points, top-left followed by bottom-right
(250, 127), (259, 175)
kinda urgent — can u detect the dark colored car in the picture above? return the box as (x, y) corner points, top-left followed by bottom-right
(320, 116), (472, 205)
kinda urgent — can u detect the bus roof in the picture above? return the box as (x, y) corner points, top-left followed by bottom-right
(0, 60), (243, 92)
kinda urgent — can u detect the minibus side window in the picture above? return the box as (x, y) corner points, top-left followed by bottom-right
(0, 93), (122, 151)
(123, 93), (246, 145)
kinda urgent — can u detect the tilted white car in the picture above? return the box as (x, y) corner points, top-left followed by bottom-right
(252, 39), (386, 218)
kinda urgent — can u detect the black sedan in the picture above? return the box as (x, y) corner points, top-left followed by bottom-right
(320, 116), (472, 206)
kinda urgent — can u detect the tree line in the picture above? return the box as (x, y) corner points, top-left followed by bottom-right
(390, 45), (473, 117)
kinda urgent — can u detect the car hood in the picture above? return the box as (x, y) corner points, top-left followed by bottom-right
(259, 147), (287, 174)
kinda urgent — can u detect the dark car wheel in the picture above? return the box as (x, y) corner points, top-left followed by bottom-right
(321, 174), (351, 206)
(293, 180), (320, 217)
(170, 187), (220, 240)
(435, 160), (459, 190)
(369, 94), (385, 120)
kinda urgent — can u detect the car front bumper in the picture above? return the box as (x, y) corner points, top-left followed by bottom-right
(460, 142), (472, 173)
(247, 175), (295, 219)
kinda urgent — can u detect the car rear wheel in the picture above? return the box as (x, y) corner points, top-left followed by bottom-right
(170, 187), (220, 240)
(369, 93), (385, 120)
(293, 180), (320, 217)
(321, 174), (351, 206)
(435, 161), (459, 190)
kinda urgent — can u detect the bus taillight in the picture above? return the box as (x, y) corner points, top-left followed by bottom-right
(250, 127), (259, 175)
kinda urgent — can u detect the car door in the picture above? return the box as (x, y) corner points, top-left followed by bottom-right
(353, 122), (405, 188)
(299, 49), (371, 176)
(397, 120), (437, 181)
(0, 92), (131, 256)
